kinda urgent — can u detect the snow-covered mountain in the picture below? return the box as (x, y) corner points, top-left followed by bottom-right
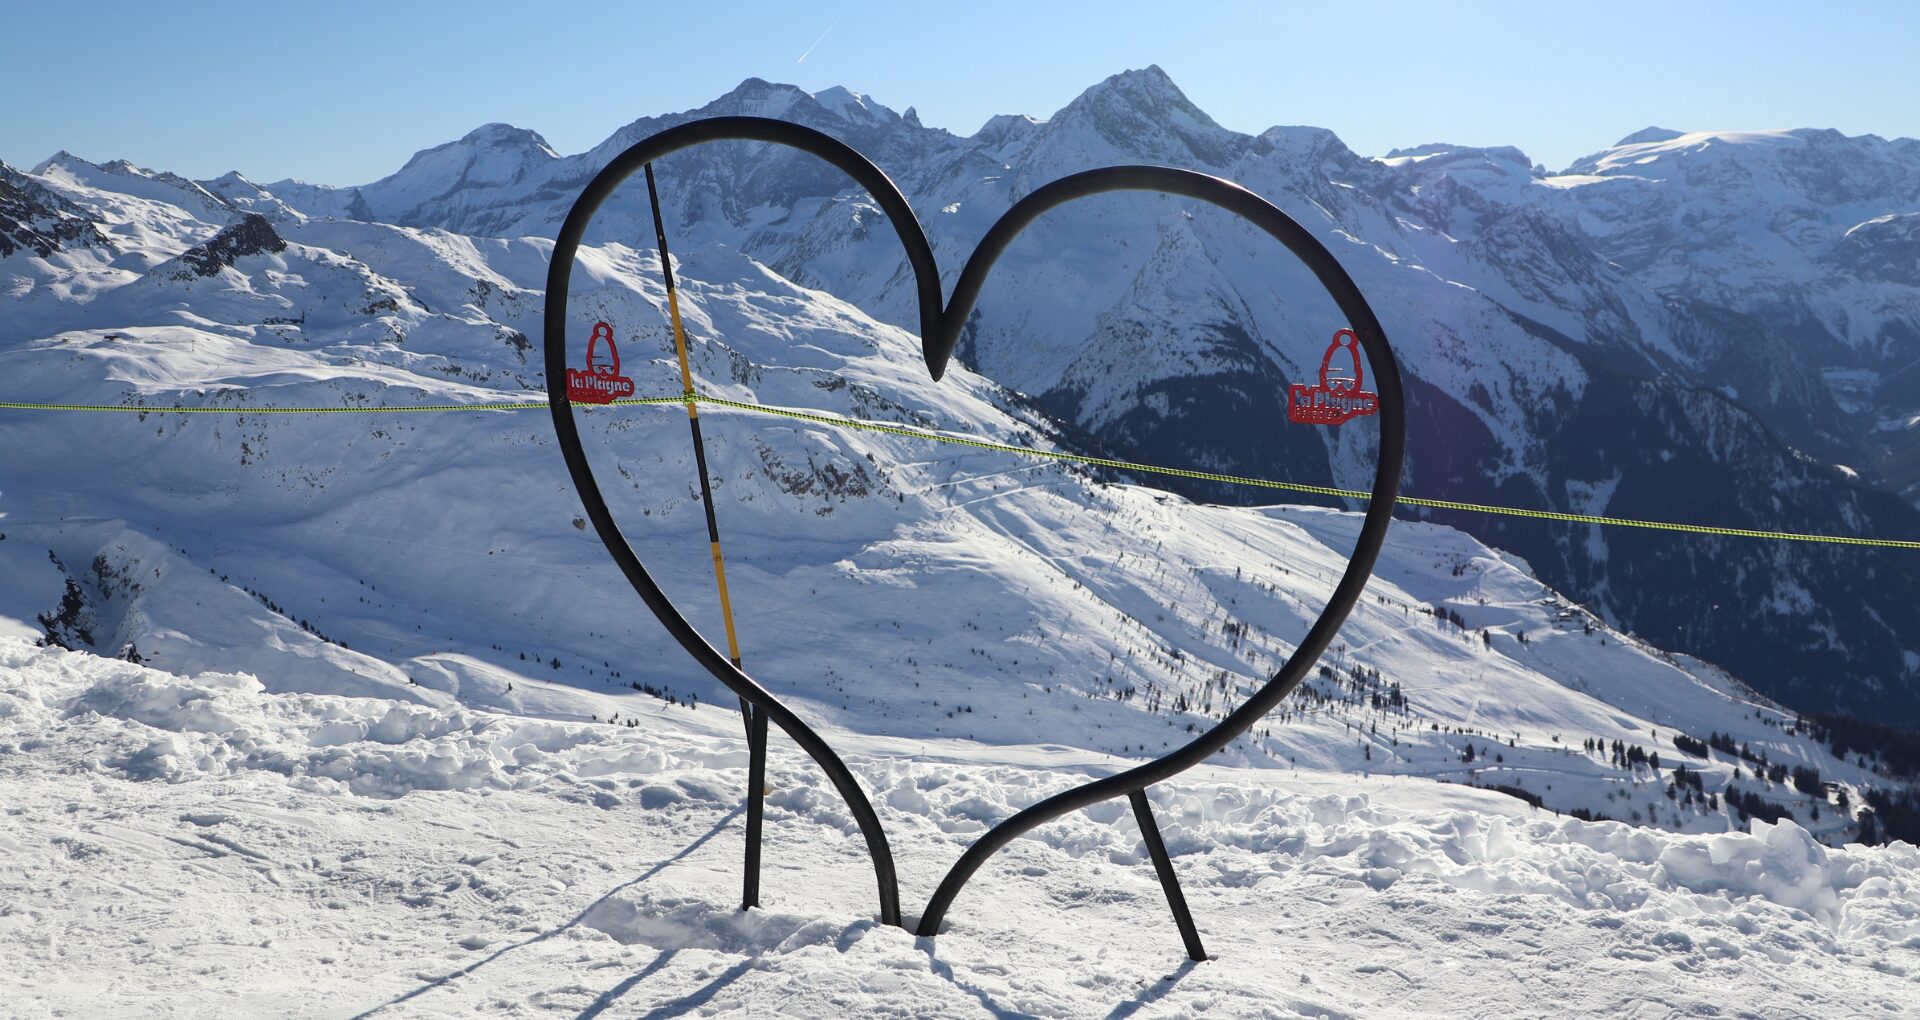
(1549, 128), (1920, 502)
(5, 74), (1920, 1014)
(164, 67), (1920, 728)
(1, 125), (1906, 843)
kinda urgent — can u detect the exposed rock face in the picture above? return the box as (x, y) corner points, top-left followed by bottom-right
(1828, 212), (1920, 285)
(0, 162), (111, 258)
(172, 213), (287, 278)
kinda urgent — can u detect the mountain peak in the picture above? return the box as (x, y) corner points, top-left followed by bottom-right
(711, 77), (813, 118)
(1614, 126), (1687, 147)
(1071, 65), (1206, 120)
(32, 150), (93, 176)
(811, 85), (899, 125)
(457, 122), (556, 153)
(1262, 124), (1353, 159)
(1380, 141), (1535, 173)
(1051, 65), (1246, 166)
(1386, 141), (1528, 161)
(1114, 64), (1179, 91)
(976, 113), (1047, 148)
(726, 76), (785, 95)
(367, 122), (562, 212)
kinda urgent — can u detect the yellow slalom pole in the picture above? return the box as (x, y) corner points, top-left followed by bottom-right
(645, 162), (767, 912)
(645, 163), (746, 672)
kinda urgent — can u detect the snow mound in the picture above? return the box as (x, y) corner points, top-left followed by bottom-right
(12, 640), (680, 799)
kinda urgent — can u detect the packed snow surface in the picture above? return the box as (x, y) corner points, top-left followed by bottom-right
(3, 640), (1916, 1018)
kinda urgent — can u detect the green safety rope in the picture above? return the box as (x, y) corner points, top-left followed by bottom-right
(3, 393), (1916, 550)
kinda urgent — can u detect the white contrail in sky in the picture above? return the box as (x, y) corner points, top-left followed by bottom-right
(796, 15), (844, 64)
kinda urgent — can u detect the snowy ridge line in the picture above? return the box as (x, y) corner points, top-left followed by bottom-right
(8, 391), (1919, 550)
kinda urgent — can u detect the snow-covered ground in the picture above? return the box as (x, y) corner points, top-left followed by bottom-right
(5, 639), (1917, 1018)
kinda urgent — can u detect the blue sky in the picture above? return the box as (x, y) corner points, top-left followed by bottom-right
(7, 1), (1917, 185)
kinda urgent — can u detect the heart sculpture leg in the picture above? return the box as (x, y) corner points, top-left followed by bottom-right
(1130, 788), (1206, 961)
(543, 117), (945, 927)
(743, 703), (769, 908)
(913, 166), (1406, 953)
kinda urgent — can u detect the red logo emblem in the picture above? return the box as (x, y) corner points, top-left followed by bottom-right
(567, 321), (635, 404)
(1288, 329), (1379, 426)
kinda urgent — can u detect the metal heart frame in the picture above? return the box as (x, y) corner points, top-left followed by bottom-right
(542, 116), (1405, 960)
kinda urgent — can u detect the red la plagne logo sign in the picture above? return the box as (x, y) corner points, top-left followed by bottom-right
(567, 321), (636, 404)
(1288, 328), (1379, 426)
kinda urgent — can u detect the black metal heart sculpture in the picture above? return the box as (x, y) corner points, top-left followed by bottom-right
(542, 116), (1405, 962)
